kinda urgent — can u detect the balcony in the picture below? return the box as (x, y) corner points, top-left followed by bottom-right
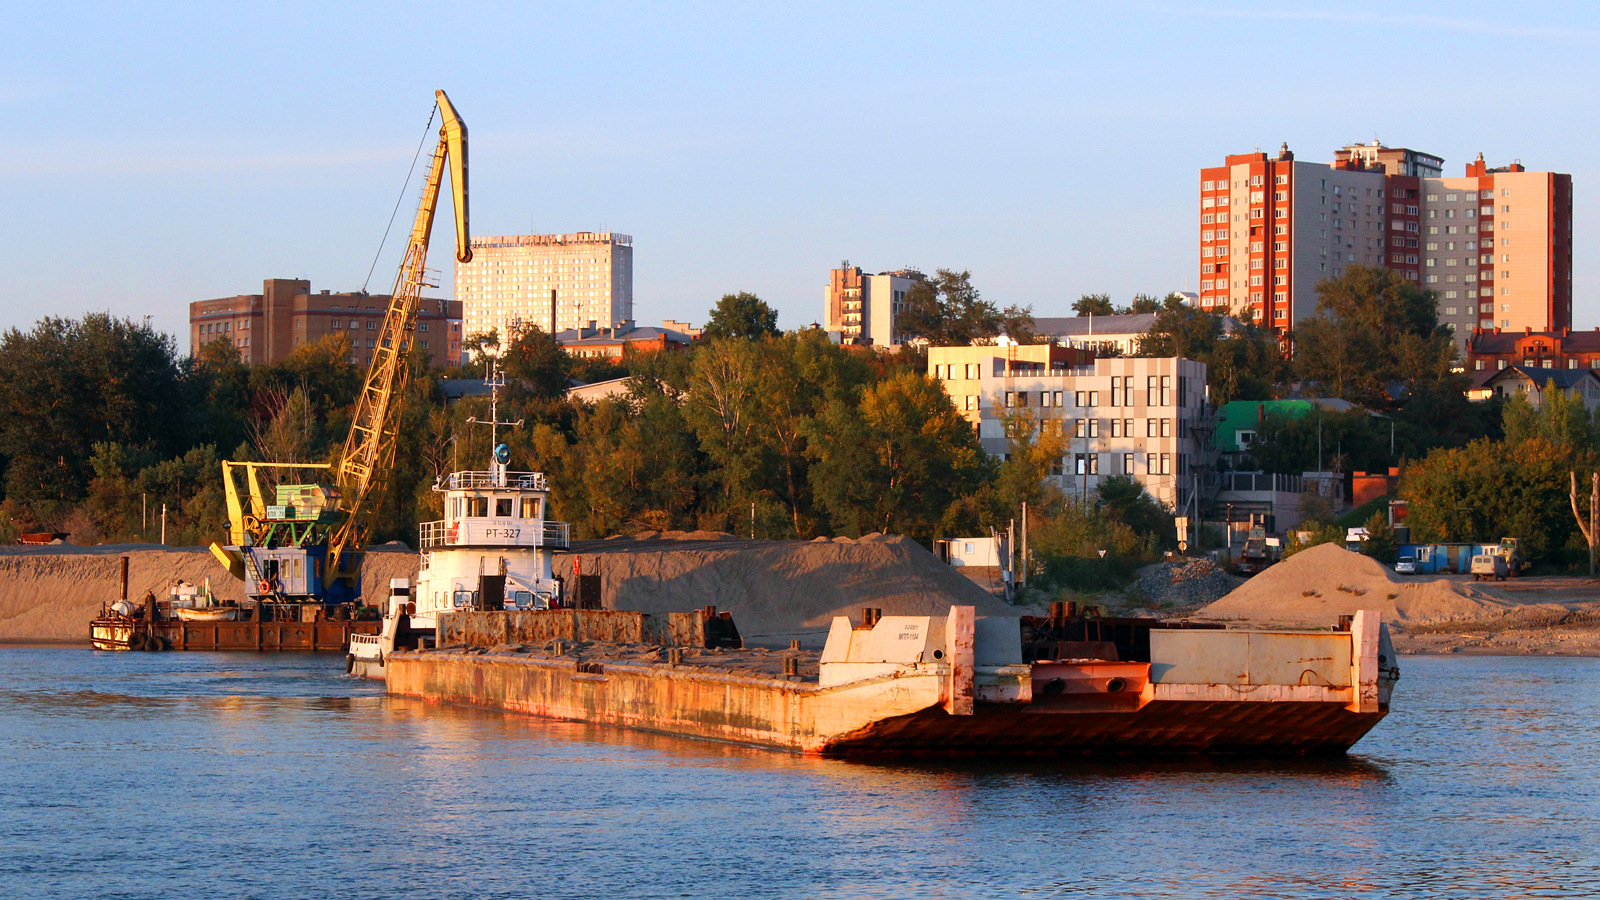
(419, 518), (570, 550)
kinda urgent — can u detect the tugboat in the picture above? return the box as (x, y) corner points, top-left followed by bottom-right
(350, 442), (570, 677)
(351, 352), (571, 677)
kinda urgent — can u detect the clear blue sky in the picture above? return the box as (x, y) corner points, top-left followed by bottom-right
(2, 1), (1595, 343)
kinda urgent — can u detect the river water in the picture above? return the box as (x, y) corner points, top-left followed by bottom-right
(1, 649), (1597, 899)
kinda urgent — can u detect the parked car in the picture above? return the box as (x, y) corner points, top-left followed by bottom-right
(1471, 553), (1508, 582)
(1394, 556), (1417, 575)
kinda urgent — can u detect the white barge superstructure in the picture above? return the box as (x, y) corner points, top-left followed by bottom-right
(350, 442), (569, 677)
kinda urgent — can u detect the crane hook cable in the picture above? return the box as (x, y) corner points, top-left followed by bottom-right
(361, 101), (439, 294)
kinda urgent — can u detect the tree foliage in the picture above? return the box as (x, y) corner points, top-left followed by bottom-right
(1136, 296), (1285, 403)
(896, 270), (1001, 346)
(702, 292), (780, 341)
(1072, 293), (1114, 317)
(1294, 265), (1455, 410)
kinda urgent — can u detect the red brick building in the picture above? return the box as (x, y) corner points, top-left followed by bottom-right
(190, 279), (463, 368)
(1465, 326), (1600, 372)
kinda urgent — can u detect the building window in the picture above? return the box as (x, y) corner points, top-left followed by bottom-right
(1123, 453), (1134, 474)
(1088, 391), (1099, 407)
(1146, 418), (1157, 437)
(1146, 453), (1157, 474)
(1111, 419), (1122, 438)
(1088, 419), (1099, 438)
(1075, 391), (1087, 407)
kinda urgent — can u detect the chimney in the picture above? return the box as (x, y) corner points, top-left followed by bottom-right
(1526, 326), (1533, 336)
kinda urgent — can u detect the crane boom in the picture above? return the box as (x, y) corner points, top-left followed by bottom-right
(326, 89), (470, 586)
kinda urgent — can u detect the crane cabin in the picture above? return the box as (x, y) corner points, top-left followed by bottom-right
(410, 442), (571, 633)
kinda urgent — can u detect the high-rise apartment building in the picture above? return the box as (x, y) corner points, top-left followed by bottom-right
(189, 278), (462, 368)
(1198, 142), (1571, 352)
(824, 264), (925, 345)
(455, 232), (633, 338)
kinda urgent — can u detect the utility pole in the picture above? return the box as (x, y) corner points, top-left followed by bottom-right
(1570, 471), (1598, 577)
(160, 504), (167, 545)
(141, 493), (147, 538)
(1020, 501), (1028, 587)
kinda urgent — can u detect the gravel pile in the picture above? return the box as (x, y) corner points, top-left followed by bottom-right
(1133, 558), (1243, 611)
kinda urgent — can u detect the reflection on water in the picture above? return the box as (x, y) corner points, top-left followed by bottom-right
(2, 650), (1599, 898)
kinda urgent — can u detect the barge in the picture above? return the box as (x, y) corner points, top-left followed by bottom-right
(353, 437), (1400, 755)
(379, 603), (1397, 756)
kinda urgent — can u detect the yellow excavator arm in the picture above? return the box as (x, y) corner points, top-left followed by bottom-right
(326, 89), (470, 586)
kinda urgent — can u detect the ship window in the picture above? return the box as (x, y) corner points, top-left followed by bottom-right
(521, 497), (541, 519)
(467, 497), (488, 517)
(495, 498), (513, 517)
(511, 591), (533, 610)
(453, 590), (472, 608)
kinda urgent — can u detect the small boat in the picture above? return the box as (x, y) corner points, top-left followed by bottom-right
(166, 578), (239, 623)
(174, 606), (239, 623)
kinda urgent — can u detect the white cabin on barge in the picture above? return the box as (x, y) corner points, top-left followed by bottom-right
(350, 443), (570, 677)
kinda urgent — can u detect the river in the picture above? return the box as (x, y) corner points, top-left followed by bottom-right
(1, 649), (1596, 899)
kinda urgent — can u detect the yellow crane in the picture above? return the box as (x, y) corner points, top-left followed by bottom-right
(211, 90), (470, 606)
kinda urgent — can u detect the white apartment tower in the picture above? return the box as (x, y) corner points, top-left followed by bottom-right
(455, 232), (634, 338)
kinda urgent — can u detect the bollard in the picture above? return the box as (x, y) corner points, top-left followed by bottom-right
(789, 639), (801, 651)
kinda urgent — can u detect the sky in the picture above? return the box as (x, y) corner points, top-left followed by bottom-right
(2, 1), (1597, 343)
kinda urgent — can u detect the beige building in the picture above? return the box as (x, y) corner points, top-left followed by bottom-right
(190, 278), (462, 368)
(455, 232), (634, 339)
(928, 346), (1209, 508)
(1421, 158), (1574, 354)
(825, 264), (926, 345)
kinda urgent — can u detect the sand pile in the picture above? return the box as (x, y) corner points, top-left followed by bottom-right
(561, 532), (1014, 644)
(0, 544), (417, 642)
(1195, 543), (1518, 628)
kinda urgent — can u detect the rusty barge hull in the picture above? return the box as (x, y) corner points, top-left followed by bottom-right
(93, 619), (379, 652)
(826, 700), (1385, 755)
(385, 650), (1388, 757)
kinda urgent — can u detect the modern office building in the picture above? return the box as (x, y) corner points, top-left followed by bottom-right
(455, 232), (634, 339)
(190, 278), (462, 368)
(824, 263), (926, 346)
(1198, 142), (1571, 351)
(927, 346), (1208, 508)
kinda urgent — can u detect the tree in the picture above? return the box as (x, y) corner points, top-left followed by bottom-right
(1072, 293), (1114, 317)
(1360, 510), (1398, 564)
(806, 371), (987, 540)
(895, 270), (1001, 346)
(702, 292), (780, 341)
(0, 314), (186, 502)
(1124, 293), (1162, 315)
(1295, 265), (1453, 409)
(1400, 436), (1588, 561)
(501, 321), (573, 402)
(1136, 297), (1284, 403)
(1000, 304), (1040, 345)
(1096, 475), (1175, 550)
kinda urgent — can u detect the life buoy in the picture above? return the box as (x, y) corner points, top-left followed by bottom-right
(259, 579), (273, 594)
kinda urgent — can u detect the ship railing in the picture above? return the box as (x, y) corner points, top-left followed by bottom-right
(419, 519), (570, 550)
(441, 470), (548, 491)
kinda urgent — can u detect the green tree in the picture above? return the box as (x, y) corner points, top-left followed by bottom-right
(1295, 265), (1453, 409)
(1096, 475), (1175, 549)
(1124, 293), (1162, 315)
(1361, 511), (1398, 564)
(895, 270), (1001, 345)
(501, 321), (573, 402)
(702, 292), (780, 341)
(806, 371), (987, 540)
(1000, 304), (1040, 345)
(1072, 293), (1115, 317)
(0, 314), (186, 502)
(1136, 297), (1284, 403)
(1400, 436), (1587, 561)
